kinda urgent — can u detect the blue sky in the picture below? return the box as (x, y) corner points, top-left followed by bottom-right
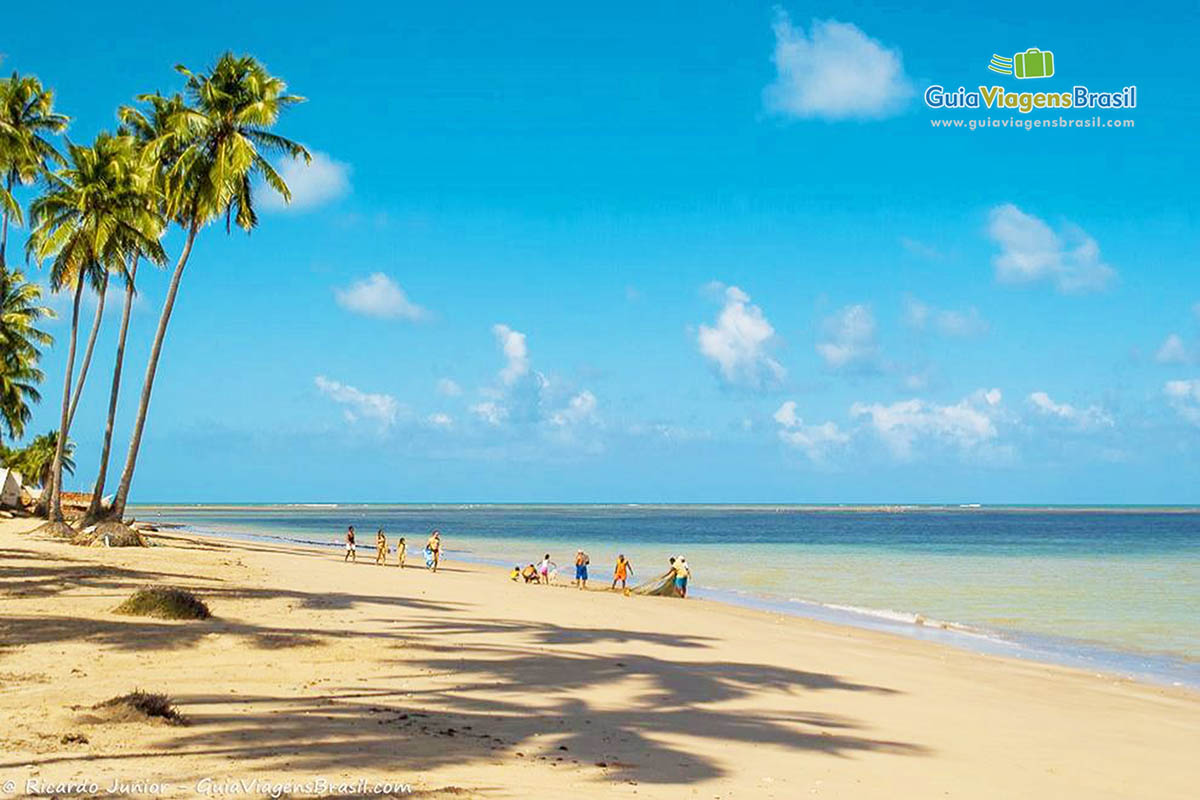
(4, 1), (1200, 502)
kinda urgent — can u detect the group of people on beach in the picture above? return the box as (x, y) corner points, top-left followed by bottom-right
(512, 551), (691, 598)
(342, 525), (442, 571)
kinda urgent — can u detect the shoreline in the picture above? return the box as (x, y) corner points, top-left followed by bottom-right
(159, 515), (1200, 691)
(2, 516), (1198, 798)
(131, 502), (1200, 513)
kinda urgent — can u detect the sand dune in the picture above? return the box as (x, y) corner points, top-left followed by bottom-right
(0, 517), (1196, 799)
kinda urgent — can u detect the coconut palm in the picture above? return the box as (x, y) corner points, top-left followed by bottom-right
(0, 72), (69, 273)
(83, 102), (178, 523)
(10, 430), (74, 488)
(108, 54), (308, 519)
(26, 132), (164, 520)
(0, 268), (52, 443)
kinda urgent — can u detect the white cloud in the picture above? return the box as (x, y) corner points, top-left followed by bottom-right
(469, 400), (508, 426)
(314, 375), (398, 428)
(697, 285), (784, 388)
(427, 412), (453, 428)
(851, 388), (1003, 460)
(764, 13), (914, 121)
(1165, 379), (1200, 426)
(773, 401), (849, 462)
(263, 151), (351, 211)
(816, 304), (878, 370)
(903, 296), (988, 337)
(334, 273), (428, 320)
(551, 390), (598, 427)
(492, 324), (530, 386)
(987, 204), (1115, 293)
(1027, 391), (1114, 430)
(1155, 333), (1190, 365)
(436, 378), (462, 397)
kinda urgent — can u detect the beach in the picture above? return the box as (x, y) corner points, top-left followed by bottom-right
(2, 517), (1198, 798)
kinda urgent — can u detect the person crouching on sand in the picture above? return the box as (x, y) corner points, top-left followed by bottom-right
(574, 550), (590, 589)
(375, 529), (387, 565)
(522, 564), (540, 583)
(396, 537), (407, 568)
(673, 557), (691, 598)
(612, 554), (633, 591)
(344, 526), (356, 562)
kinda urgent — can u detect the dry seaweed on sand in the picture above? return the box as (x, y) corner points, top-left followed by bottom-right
(74, 520), (148, 547)
(30, 520), (77, 540)
(92, 690), (187, 725)
(114, 586), (211, 620)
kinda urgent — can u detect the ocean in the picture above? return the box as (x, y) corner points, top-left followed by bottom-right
(132, 504), (1200, 688)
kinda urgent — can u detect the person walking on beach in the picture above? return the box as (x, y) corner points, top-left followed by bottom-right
(344, 526), (356, 563)
(574, 549), (590, 590)
(396, 536), (407, 568)
(538, 553), (556, 585)
(375, 529), (387, 565)
(673, 556), (691, 598)
(612, 554), (633, 591)
(425, 530), (442, 572)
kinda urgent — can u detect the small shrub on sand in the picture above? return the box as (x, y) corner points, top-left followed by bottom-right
(93, 691), (186, 725)
(114, 587), (211, 620)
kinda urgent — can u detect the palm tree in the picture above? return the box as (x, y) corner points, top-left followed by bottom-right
(26, 133), (164, 521)
(0, 268), (52, 444)
(11, 430), (74, 488)
(0, 72), (69, 273)
(108, 54), (308, 519)
(84, 102), (177, 523)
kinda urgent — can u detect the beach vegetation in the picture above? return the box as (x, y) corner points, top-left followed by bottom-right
(93, 690), (187, 724)
(0, 269), (53, 442)
(114, 586), (211, 619)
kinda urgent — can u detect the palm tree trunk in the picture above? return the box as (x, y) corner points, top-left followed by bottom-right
(86, 258), (138, 523)
(66, 272), (108, 430)
(0, 173), (12, 274)
(110, 222), (199, 520)
(48, 279), (85, 522)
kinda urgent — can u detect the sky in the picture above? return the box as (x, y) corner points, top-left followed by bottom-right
(3, 1), (1200, 503)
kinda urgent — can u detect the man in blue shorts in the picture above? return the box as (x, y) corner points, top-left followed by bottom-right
(574, 550), (590, 589)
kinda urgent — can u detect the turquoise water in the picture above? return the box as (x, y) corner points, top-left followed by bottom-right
(133, 504), (1200, 686)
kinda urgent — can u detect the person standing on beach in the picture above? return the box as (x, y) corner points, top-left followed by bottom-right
(574, 550), (590, 590)
(673, 557), (691, 598)
(538, 553), (556, 585)
(426, 530), (442, 572)
(375, 529), (387, 565)
(396, 537), (407, 568)
(612, 554), (633, 590)
(344, 526), (356, 563)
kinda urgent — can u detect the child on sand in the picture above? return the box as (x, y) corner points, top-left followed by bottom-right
(510, 565), (521, 581)
(521, 564), (540, 583)
(538, 554), (556, 585)
(574, 550), (590, 590)
(396, 537), (407, 568)
(375, 529), (387, 565)
(612, 554), (633, 590)
(344, 526), (356, 562)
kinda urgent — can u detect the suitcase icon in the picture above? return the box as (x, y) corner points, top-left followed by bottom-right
(1013, 48), (1054, 79)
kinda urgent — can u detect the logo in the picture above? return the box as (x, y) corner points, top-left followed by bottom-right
(989, 48), (1055, 79)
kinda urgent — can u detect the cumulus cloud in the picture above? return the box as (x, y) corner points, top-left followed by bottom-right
(436, 378), (463, 397)
(903, 296), (988, 337)
(492, 324), (530, 386)
(469, 400), (508, 426)
(1155, 334), (1190, 365)
(314, 376), (399, 428)
(697, 284), (785, 388)
(764, 12), (914, 121)
(987, 204), (1115, 293)
(426, 412), (453, 428)
(773, 401), (849, 462)
(1165, 379), (1200, 426)
(551, 390), (598, 427)
(851, 388), (1003, 460)
(334, 273), (428, 320)
(263, 151), (351, 211)
(1027, 391), (1114, 430)
(816, 304), (879, 370)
